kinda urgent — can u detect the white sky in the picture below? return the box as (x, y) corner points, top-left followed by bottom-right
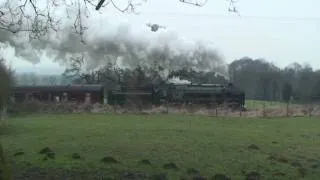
(3, 0), (320, 74)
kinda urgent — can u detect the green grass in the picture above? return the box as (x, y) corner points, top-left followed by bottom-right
(2, 114), (320, 179)
(245, 99), (288, 109)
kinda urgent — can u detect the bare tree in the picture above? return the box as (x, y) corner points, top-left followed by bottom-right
(0, 58), (13, 121)
(0, 0), (238, 40)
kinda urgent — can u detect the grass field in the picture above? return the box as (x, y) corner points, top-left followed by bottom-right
(2, 114), (320, 179)
(245, 100), (288, 109)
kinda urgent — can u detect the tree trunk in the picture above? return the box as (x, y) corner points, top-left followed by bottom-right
(0, 109), (3, 121)
(0, 143), (12, 180)
(0, 107), (7, 121)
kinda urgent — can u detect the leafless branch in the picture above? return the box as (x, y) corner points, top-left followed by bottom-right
(179, 0), (208, 7)
(95, 0), (105, 10)
(73, 0), (88, 42)
(110, 0), (139, 13)
(0, 0), (234, 41)
(180, 0), (239, 14)
(227, 0), (239, 14)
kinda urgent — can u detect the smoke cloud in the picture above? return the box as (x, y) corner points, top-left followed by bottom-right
(0, 21), (227, 77)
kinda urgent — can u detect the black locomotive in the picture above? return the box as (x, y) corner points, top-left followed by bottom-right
(108, 83), (245, 108)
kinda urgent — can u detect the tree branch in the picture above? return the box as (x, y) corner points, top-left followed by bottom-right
(96, 0), (106, 10)
(227, 0), (239, 14)
(0, 0), (236, 41)
(179, 0), (208, 7)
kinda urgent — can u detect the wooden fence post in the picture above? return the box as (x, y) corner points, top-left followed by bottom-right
(286, 101), (289, 117)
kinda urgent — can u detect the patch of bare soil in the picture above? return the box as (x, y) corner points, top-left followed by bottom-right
(272, 172), (285, 177)
(211, 173), (231, 180)
(291, 161), (302, 167)
(245, 171), (261, 180)
(100, 156), (119, 164)
(248, 144), (260, 150)
(310, 163), (320, 169)
(267, 153), (289, 164)
(139, 159), (152, 166)
(187, 168), (200, 176)
(121, 171), (149, 180)
(306, 158), (318, 163)
(12, 166), (117, 180)
(192, 175), (207, 180)
(151, 173), (167, 180)
(39, 147), (53, 154)
(71, 153), (81, 160)
(163, 162), (178, 170)
(297, 168), (307, 178)
(39, 147), (55, 160)
(12, 163), (156, 180)
(13, 151), (25, 157)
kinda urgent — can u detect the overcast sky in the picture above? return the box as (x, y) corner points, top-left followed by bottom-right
(3, 0), (320, 74)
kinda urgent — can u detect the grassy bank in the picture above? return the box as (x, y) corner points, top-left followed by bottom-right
(1, 114), (320, 179)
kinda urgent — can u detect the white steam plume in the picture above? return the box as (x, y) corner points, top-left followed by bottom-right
(0, 22), (227, 77)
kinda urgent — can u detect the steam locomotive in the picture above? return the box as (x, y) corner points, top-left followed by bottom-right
(11, 82), (245, 109)
(108, 83), (245, 108)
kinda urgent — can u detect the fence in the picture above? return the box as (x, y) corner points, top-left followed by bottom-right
(8, 96), (320, 118)
(241, 98), (320, 118)
(103, 93), (320, 117)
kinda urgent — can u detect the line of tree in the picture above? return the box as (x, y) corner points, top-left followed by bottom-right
(229, 57), (320, 102)
(11, 56), (320, 103)
(60, 56), (320, 103)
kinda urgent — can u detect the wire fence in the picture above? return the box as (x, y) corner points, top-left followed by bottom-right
(241, 98), (320, 118)
(101, 93), (320, 118)
(8, 96), (320, 118)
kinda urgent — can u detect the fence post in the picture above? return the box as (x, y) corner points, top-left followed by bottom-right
(114, 95), (118, 113)
(308, 102), (312, 117)
(215, 106), (218, 117)
(262, 101), (266, 118)
(165, 99), (169, 114)
(286, 101), (289, 117)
